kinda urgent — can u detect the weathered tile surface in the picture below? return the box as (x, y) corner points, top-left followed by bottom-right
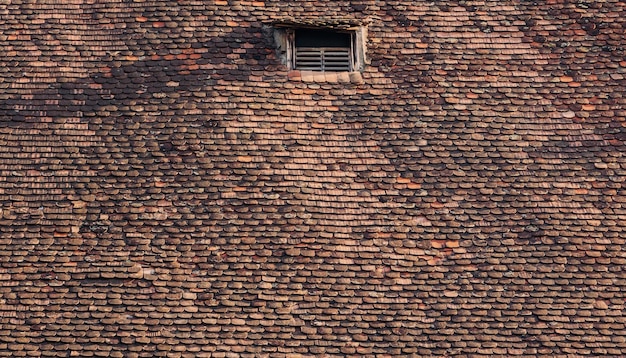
(1, 0), (626, 357)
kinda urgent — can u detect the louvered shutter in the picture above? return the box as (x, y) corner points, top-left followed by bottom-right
(295, 47), (351, 71)
(321, 47), (351, 71)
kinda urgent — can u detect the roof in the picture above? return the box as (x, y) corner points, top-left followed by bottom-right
(1, 0), (626, 357)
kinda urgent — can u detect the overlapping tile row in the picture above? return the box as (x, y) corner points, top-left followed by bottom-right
(1, 0), (625, 357)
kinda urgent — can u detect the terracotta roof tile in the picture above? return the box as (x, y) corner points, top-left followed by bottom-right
(1, 0), (626, 357)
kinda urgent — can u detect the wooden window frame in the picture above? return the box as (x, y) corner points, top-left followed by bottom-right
(274, 25), (367, 73)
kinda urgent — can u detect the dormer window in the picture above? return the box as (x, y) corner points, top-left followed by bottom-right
(273, 24), (367, 74)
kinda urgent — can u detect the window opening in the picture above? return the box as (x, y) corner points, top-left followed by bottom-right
(273, 23), (367, 74)
(294, 29), (352, 71)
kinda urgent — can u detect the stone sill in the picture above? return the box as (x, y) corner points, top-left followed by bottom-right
(288, 70), (364, 84)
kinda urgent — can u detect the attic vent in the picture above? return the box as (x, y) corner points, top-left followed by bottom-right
(273, 24), (367, 74)
(294, 29), (352, 71)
